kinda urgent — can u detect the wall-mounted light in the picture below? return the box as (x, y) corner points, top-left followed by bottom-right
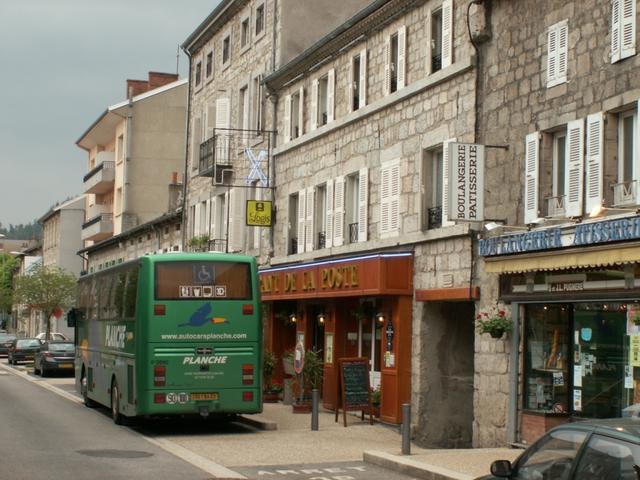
(317, 312), (326, 326)
(375, 312), (386, 324)
(289, 313), (298, 323)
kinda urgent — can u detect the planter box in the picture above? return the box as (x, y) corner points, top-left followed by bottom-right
(521, 410), (570, 445)
(263, 392), (280, 403)
(292, 403), (312, 414)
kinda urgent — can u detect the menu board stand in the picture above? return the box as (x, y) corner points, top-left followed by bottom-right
(334, 357), (373, 427)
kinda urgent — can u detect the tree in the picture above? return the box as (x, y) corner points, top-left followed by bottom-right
(0, 253), (18, 325)
(13, 264), (76, 339)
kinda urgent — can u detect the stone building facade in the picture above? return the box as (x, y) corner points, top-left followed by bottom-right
(181, 0), (371, 260)
(475, 0), (640, 446)
(263, 0), (485, 446)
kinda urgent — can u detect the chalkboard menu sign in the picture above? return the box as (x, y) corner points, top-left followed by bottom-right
(334, 357), (373, 427)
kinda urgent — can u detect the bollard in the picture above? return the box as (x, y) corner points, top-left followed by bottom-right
(401, 403), (411, 455)
(311, 388), (319, 431)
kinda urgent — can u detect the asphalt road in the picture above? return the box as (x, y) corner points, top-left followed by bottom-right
(0, 366), (215, 480)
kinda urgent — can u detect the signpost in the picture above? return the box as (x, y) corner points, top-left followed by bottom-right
(334, 357), (373, 427)
(447, 142), (485, 222)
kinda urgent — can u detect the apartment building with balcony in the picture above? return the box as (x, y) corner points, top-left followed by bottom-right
(260, 0), (485, 446)
(181, 0), (371, 259)
(473, 0), (640, 447)
(76, 72), (187, 272)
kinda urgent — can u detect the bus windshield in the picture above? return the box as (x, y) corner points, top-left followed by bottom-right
(155, 261), (252, 300)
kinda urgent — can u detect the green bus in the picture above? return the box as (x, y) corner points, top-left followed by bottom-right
(70, 253), (262, 424)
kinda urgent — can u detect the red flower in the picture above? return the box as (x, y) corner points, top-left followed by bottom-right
(476, 314), (481, 320)
(498, 310), (505, 317)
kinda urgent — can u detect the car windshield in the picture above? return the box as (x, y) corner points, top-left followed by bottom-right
(48, 343), (74, 352)
(17, 339), (41, 348)
(0, 334), (16, 342)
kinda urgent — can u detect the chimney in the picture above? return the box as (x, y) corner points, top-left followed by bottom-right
(148, 72), (180, 89)
(126, 79), (149, 99)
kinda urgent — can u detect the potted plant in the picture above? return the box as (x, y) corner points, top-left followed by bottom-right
(292, 348), (323, 413)
(370, 385), (381, 417)
(263, 350), (280, 402)
(476, 304), (512, 339)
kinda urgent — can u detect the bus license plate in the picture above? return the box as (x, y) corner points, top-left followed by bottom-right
(191, 392), (219, 401)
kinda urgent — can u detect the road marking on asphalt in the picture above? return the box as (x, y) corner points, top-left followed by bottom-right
(0, 361), (247, 479)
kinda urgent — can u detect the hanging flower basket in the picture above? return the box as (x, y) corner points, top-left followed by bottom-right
(476, 304), (512, 339)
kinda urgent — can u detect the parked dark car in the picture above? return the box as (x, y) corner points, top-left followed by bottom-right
(479, 418), (640, 480)
(7, 338), (42, 364)
(34, 341), (75, 376)
(0, 333), (17, 356)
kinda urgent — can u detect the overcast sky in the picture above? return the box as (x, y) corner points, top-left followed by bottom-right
(0, 0), (219, 227)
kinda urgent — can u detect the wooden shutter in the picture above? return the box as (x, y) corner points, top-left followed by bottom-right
(311, 79), (319, 130)
(205, 199), (212, 238)
(227, 188), (245, 252)
(297, 190), (306, 254)
(298, 86), (304, 136)
(194, 203), (201, 236)
(621, 0), (637, 59)
(612, 0), (621, 62)
(442, 138), (456, 226)
(547, 27), (558, 86)
(333, 176), (345, 246)
(397, 26), (406, 90)
(565, 119), (584, 217)
(380, 166), (391, 234)
(358, 167), (369, 242)
(326, 179), (334, 248)
(206, 103), (216, 139)
(637, 99), (640, 205)
(192, 116), (202, 172)
(305, 187), (315, 252)
(524, 132), (540, 224)
(348, 55), (354, 113)
(585, 112), (604, 215)
(383, 35), (391, 95)
(242, 87), (250, 132)
(557, 23), (568, 83)
(215, 97), (230, 163)
(359, 48), (367, 108)
(441, 0), (453, 69)
(284, 94), (292, 142)
(327, 68), (335, 123)
(389, 163), (400, 232)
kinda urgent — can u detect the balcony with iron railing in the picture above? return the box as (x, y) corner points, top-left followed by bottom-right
(289, 237), (298, 255)
(546, 195), (566, 218)
(84, 153), (115, 194)
(426, 206), (442, 230)
(190, 238), (227, 253)
(81, 213), (113, 242)
(317, 231), (326, 249)
(613, 180), (638, 207)
(198, 136), (233, 179)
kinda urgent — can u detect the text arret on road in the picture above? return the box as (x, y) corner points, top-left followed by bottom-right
(235, 461), (416, 480)
(448, 142), (485, 223)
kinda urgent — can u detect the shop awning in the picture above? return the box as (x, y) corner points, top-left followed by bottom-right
(483, 243), (640, 274)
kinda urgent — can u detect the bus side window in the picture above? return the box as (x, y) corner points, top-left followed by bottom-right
(97, 275), (114, 321)
(88, 276), (98, 320)
(124, 268), (138, 319)
(114, 272), (126, 318)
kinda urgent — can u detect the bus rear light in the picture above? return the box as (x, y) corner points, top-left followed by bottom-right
(242, 391), (254, 402)
(242, 364), (254, 385)
(154, 365), (166, 387)
(242, 304), (254, 315)
(154, 393), (166, 404)
(154, 304), (166, 315)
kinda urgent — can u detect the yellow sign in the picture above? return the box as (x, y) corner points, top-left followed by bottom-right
(631, 334), (640, 367)
(246, 200), (272, 226)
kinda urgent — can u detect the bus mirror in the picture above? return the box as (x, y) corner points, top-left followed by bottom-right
(67, 308), (83, 327)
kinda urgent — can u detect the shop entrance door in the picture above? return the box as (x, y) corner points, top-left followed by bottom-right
(357, 315), (382, 390)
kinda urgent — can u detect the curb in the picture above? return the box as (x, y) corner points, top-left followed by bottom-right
(238, 414), (278, 431)
(363, 451), (474, 480)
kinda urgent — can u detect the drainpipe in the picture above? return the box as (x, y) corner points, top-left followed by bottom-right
(181, 48), (194, 250)
(267, 0), (279, 259)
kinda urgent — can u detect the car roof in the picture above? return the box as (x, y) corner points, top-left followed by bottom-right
(551, 418), (640, 442)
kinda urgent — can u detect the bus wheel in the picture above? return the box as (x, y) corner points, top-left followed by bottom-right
(81, 371), (96, 408)
(111, 379), (126, 425)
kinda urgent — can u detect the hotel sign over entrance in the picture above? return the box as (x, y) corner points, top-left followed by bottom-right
(259, 253), (413, 300)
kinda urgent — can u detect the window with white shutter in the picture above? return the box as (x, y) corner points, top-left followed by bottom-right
(227, 188), (246, 252)
(550, 131), (567, 217)
(297, 190), (306, 254)
(547, 21), (568, 88)
(327, 68), (335, 123)
(585, 113), (604, 215)
(350, 48), (367, 111)
(215, 97), (231, 167)
(397, 26), (406, 90)
(288, 192), (300, 255)
(383, 35), (391, 95)
(357, 167), (369, 242)
(316, 184), (327, 249)
(311, 79), (319, 130)
(524, 132), (540, 224)
(442, 138), (456, 226)
(441, 0), (453, 69)
(192, 116), (202, 174)
(333, 176), (345, 247)
(326, 179), (334, 248)
(380, 161), (400, 236)
(193, 203), (201, 236)
(305, 187), (315, 252)
(386, 28), (406, 94)
(614, 106), (638, 206)
(564, 119), (584, 217)
(421, 146), (444, 229)
(284, 94), (292, 143)
(298, 86), (304, 137)
(612, 0), (636, 63)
